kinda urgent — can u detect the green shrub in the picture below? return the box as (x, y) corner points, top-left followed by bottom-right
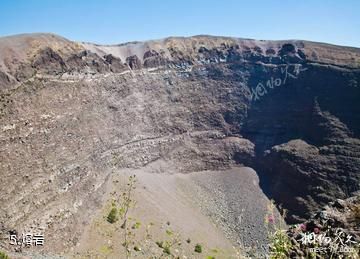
(107, 207), (118, 223)
(268, 229), (292, 258)
(194, 244), (202, 253)
(0, 251), (9, 259)
(265, 201), (293, 258)
(131, 221), (141, 229)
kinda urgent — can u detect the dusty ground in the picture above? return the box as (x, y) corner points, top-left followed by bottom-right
(178, 167), (280, 254)
(68, 165), (276, 258)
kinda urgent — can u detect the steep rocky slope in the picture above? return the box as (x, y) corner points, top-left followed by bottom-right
(0, 33), (359, 256)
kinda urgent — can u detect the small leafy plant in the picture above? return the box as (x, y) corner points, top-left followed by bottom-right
(195, 243), (202, 253)
(107, 207), (118, 223)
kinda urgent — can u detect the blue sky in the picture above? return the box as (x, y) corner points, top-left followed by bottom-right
(0, 0), (359, 47)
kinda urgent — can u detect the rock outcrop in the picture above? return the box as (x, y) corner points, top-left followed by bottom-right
(32, 47), (67, 74)
(126, 54), (142, 69)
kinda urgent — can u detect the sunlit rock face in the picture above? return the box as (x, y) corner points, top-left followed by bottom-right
(0, 33), (359, 252)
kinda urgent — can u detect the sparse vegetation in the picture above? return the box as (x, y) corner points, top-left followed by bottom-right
(97, 172), (360, 258)
(119, 175), (137, 259)
(268, 227), (293, 258)
(159, 227), (182, 257)
(131, 221), (141, 229)
(0, 251), (9, 259)
(103, 175), (359, 258)
(265, 201), (293, 259)
(194, 243), (202, 253)
(101, 173), (251, 258)
(107, 207), (118, 223)
(99, 245), (113, 255)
